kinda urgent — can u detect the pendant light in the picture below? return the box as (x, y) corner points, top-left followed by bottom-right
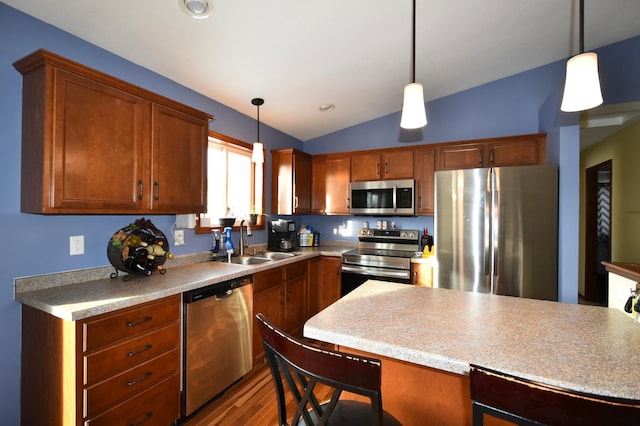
(251, 98), (265, 163)
(400, 0), (427, 129)
(560, 0), (603, 112)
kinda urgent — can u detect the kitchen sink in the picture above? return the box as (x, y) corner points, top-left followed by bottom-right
(230, 256), (272, 265)
(260, 251), (300, 260)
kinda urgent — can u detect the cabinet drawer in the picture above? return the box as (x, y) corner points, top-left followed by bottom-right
(84, 373), (180, 426)
(84, 322), (179, 386)
(285, 261), (306, 281)
(253, 267), (283, 293)
(83, 295), (179, 352)
(84, 349), (179, 418)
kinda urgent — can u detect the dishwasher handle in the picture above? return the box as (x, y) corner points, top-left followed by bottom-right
(215, 289), (234, 301)
(184, 276), (252, 303)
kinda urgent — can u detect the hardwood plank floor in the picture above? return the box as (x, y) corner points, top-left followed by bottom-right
(181, 362), (332, 426)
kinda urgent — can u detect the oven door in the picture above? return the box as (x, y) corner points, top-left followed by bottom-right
(340, 264), (412, 296)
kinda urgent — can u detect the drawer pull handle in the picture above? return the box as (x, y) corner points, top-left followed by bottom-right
(137, 179), (144, 200)
(127, 344), (153, 357)
(127, 371), (152, 386)
(154, 181), (160, 200)
(129, 412), (153, 426)
(127, 316), (152, 327)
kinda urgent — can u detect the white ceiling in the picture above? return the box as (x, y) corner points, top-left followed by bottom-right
(4, 0), (640, 142)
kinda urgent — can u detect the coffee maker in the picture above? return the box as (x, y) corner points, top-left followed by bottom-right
(268, 219), (297, 252)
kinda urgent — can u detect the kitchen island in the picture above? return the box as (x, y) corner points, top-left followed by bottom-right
(304, 280), (640, 425)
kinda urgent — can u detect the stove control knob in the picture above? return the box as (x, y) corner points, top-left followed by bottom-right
(400, 231), (407, 238)
(367, 229), (374, 237)
(407, 231), (416, 239)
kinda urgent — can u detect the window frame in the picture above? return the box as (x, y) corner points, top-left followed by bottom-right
(195, 131), (265, 234)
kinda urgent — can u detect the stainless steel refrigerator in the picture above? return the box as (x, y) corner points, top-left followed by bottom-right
(434, 165), (558, 300)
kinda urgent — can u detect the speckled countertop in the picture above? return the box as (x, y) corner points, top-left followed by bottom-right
(14, 247), (350, 321)
(304, 280), (640, 401)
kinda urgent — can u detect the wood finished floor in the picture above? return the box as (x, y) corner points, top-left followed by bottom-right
(180, 362), (332, 426)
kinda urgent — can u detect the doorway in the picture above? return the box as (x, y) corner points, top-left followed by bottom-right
(583, 160), (611, 306)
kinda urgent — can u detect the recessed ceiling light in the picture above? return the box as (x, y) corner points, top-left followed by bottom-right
(179, 0), (213, 19)
(319, 104), (335, 112)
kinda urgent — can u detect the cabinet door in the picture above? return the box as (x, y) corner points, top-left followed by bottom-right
(271, 149), (311, 215)
(486, 138), (542, 167)
(252, 285), (283, 365)
(45, 68), (148, 213)
(151, 104), (208, 213)
(307, 258), (321, 317)
(436, 144), (484, 170)
(284, 276), (307, 336)
(311, 156), (351, 214)
(383, 150), (414, 180)
(293, 151), (312, 214)
(319, 257), (341, 310)
(412, 262), (433, 287)
(414, 149), (435, 215)
(351, 153), (381, 181)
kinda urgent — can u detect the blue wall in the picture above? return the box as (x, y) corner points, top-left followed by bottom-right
(1, 2), (638, 422)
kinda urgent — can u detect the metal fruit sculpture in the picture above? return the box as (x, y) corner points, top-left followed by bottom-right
(108, 218), (173, 280)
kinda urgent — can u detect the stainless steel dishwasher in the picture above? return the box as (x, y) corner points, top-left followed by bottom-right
(182, 275), (253, 417)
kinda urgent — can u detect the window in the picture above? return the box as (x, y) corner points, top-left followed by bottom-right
(196, 132), (264, 232)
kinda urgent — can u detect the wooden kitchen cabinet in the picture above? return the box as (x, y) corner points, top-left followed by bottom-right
(13, 49), (211, 214)
(307, 257), (321, 317)
(351, 150), (414, 181)
(319, 256), (342, 310)
(436, 134), (546, 171)
(252, 260), (307, 365)
(21, 294), (181, 426)
(271, 148), (312, 214)
(311, 154), (351, 214)
(411, 262), (434, 287)
(414, 148), (436, 215)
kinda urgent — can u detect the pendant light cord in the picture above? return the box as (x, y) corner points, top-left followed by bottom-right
(256, 103), (260, 142)
(410, 0), (416, 83)
(579, 0), (584, 54)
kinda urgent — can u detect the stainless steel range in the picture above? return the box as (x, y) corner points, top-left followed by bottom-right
(341, 228), (420, 295)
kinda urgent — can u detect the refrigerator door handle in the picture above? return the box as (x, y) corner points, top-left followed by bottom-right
(484, 169), (492, 283)
(490, 168), (499, 294)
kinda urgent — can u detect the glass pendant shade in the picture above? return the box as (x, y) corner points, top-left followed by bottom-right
(400, 83), (427, 129)
(251, 142), (264, 163)
(560, 52), (603, 112)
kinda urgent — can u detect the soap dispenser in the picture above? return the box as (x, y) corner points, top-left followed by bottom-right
(223, 227), (234, 259)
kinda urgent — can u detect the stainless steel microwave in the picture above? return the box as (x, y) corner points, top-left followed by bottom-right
(350, 179), (415, 216)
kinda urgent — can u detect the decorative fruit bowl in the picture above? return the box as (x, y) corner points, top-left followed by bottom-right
(107, 218), (173, 280)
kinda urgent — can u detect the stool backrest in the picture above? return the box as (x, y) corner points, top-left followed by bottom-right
(256, 313), (385, 426)
(470, 364), (640, 425)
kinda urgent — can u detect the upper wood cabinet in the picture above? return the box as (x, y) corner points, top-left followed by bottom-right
(271, 148), (312, 215)
(351, 150), (414, 181)
(414, 148), (436, 215)
(311, 154), (351, 214)
(13, 49), (212, 214)
(436, 134), (546, 171)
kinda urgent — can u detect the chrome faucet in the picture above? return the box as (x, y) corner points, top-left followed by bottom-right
(238, 219), (252, 255)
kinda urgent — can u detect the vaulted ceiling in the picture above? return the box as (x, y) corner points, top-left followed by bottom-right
(4, 0), (640, 141)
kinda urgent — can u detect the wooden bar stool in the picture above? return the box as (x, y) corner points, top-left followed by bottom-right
(256, 313), (402, 426)
(470, 364), (640, 425)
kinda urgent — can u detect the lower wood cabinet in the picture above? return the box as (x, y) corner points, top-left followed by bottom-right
(411, 262), (434, 287)
(252, 256), (341, 366)
(252, 260), (308, 366)
(21, 294), (181, 426)
(319, 256), (342, 310)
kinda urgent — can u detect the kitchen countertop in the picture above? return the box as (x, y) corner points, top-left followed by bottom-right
(304, 280), (640, 401)
(603, 261), (640, 283)
(14, 247), (349, 321)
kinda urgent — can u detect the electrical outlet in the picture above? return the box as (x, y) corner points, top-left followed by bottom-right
(174, 229), (185, 246)
(70, 235), (84, 255)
